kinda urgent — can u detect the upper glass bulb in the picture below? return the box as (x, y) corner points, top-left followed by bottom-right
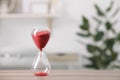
(31, 27), (50, 51)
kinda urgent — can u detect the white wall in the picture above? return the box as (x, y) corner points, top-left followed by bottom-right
(0, 0), (120, 56)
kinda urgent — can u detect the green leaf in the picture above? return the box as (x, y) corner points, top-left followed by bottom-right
(87, 57), (96, 62)
(80, 16), (89, 30)
(94, 4), (105, 16)
(80, 25), (88, 30)
(104, 38), (115, 49)
(87, 44), (97, 53)
(85, 57), (100, 69)
(77, 32), (90, 37)
(94, 31), (104, 41)
(83, 16), (89, 24)
(104, 53), (117, 66)
(106, 1), (114, 12)
(103, 57), (112, 67)
(111, 53), (117, 61)
(117, 33), (120, 41)
(85, 64), (99, 69)
(84, 64), (94, 68)
(105, 21), (112, 30)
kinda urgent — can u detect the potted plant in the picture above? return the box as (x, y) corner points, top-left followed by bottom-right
(77, 1), (120, 69)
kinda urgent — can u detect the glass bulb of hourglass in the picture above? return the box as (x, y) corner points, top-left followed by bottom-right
(32, 27), (50, 51)
(32, 51), (51, 76)
(31, 27), (51, 76)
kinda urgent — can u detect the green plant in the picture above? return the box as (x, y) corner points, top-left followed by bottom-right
(77, 1), (120, 69)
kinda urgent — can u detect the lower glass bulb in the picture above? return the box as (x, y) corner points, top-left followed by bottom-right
(31, 51), (51, 76)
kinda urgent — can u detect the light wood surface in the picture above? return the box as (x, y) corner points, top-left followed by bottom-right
(0, 70), (120, 80)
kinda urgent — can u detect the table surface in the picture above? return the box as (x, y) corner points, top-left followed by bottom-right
(0, 70), (120, 80)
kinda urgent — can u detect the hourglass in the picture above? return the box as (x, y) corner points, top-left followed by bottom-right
(31, 27), (51, 76)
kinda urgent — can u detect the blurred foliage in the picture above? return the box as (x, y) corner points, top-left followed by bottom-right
(77, 1), (120, 69)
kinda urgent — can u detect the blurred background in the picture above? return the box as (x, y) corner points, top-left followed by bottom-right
(0, 0), (120, 70)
